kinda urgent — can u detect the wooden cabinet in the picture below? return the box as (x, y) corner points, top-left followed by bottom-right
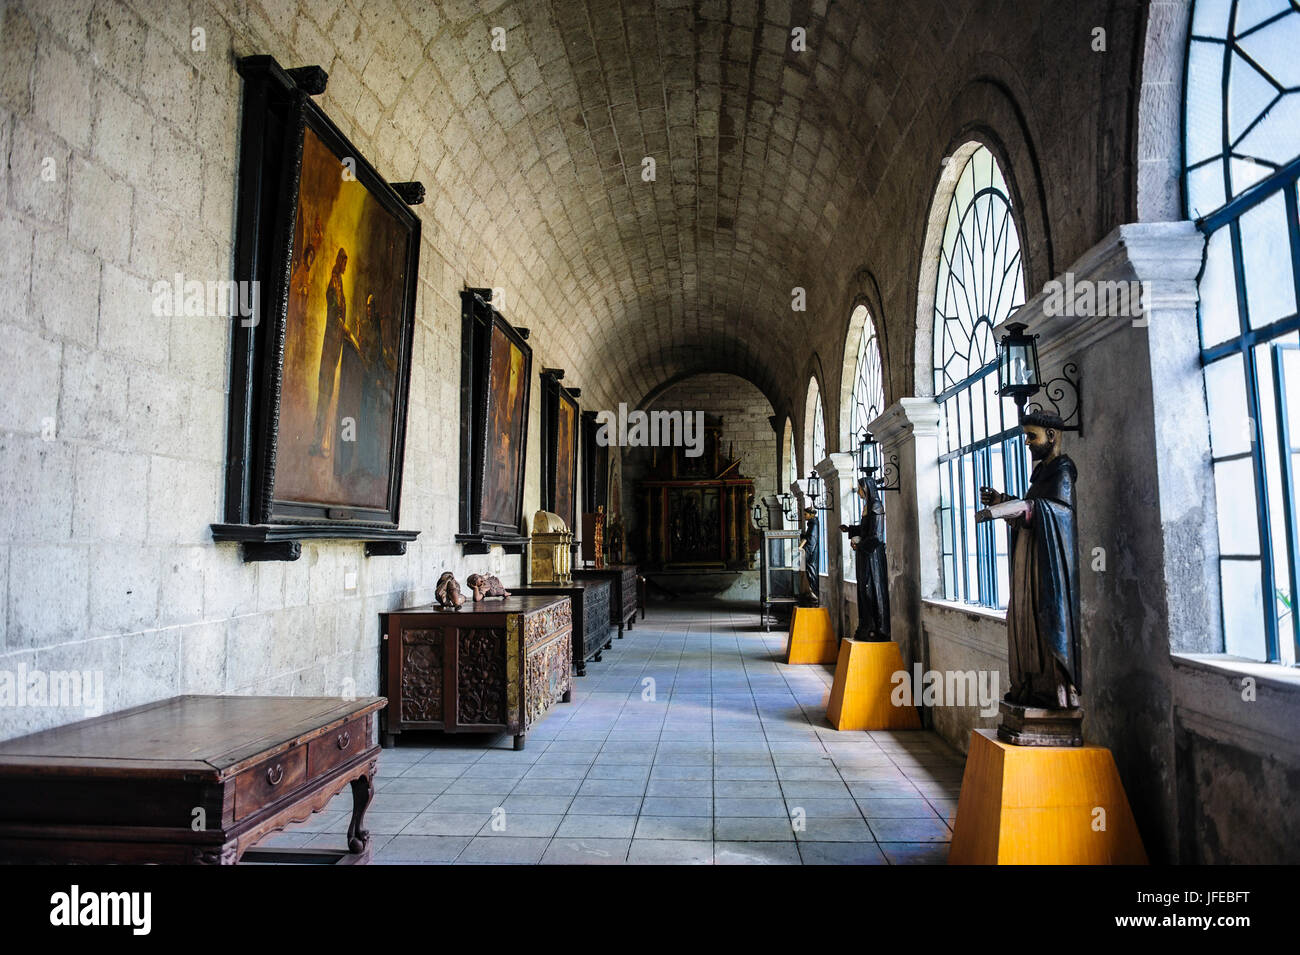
(380, 595), (573, 750)
(0, 695), (385, 864)
(513, 581), (613, 675)
(574, 564), (638, 637)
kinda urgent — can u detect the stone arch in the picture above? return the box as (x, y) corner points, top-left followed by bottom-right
(912, 77), (1054, 396)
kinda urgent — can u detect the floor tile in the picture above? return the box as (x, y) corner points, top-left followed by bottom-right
(880, 842), (951, 865)
(797, 841), (890, 865)
(714, 816), (796, 841)
(639, 796), (713, 816)
(627, 839), (714, 865)
(634, 816), (713, 840)
(455, 837), (550, 865)
(867, 817), (953, 842)
(375, 835), (471, 863)
(555, 814), (638, 838)
(540, 838), (631, 865)
(715, 841), (803, 865)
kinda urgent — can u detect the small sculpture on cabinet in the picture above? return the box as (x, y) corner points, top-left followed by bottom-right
(977, 411), (1082, 746)
(530, 510), (573, 584)
(435, 571), (465, 610)
(467, 573), (511, 601)
(582, 506), (605, 568)
(840, 471), (890, 641)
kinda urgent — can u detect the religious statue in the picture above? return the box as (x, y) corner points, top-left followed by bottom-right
(435, 571), (465, 610)
(466, 573), (510, 601)
(840, 471), (889, 640)
(798, 505), (820, 605)
(978, 411), (1082, 745)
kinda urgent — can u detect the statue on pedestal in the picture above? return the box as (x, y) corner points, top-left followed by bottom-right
(978, 411), (1082, 745)
(798, 505), (820, 606)
(840, 472), (890, 641)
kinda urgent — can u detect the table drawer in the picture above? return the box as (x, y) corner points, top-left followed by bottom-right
(307, 715), (368, 779)
(235, 746), (307, 820)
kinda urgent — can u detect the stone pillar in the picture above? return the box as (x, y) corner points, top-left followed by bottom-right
(869, 399), (942, 670)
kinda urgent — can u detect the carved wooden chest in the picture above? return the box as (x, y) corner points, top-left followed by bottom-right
(512, 580), (613, 676)
(380, 596), (572, 750)
(574, 564), (638, 637)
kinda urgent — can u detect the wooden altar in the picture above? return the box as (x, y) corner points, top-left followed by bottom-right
(636, 427), (758, 571)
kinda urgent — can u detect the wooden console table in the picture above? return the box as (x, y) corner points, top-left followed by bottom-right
(513, 580), (613, 675)
(380, 595), (572, 750)
(0, 695), (384, 865)
(574, 564), (638, 638)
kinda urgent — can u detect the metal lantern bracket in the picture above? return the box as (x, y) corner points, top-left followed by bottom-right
(1023, 362), (1083, 437)
(874, 451), (902, 493)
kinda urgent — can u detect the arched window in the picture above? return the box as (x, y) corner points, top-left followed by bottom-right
(932, 145), (1029, 609)
(1186, 0), (1300, 665)
(806, 380), (828, 576)
(787, 421), (798, 491)
(844, 305), (886, 575)
(812, 390), (828, 575)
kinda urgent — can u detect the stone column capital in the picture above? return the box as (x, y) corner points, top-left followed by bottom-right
(996, 220), (1206, 364)
(870, 398), (942, 451)
(815, 451), (857, 483)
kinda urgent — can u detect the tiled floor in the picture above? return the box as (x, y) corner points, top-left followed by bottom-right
(272, 601), (966, 864)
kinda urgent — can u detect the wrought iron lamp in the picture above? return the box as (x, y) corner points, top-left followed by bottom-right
(855, 430), (900, 493)
(806, 470), (831, 512)
(995, 320), (1083, 434)
(995, 321), (1042, 411)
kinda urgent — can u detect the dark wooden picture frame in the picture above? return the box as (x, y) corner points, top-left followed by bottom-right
(541, 372), (579, 529)
(457, 288), (533, 553)
(212, 56), (421, 562)
(581, 409), (608, 514)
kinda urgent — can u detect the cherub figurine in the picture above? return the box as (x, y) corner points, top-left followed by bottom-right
(435, 571), (465, 610)
(466, 573), (511, 601)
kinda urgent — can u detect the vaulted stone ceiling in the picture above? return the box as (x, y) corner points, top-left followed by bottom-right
(394, 0), (901, 411)
(287, 0), (1139, 424)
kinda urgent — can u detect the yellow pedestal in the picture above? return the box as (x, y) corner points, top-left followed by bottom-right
(948, 729), (1147, 865)
(783, 607), (838, 664)
(825, 639), (921, 730)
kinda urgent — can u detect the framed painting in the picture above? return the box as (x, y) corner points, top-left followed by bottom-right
(212, 55), (421, 561)
(457, 288), (533, 552)
(542, 372), (579, 529)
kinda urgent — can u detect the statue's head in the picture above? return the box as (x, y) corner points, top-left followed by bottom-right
(1021, 411), (1064, 461)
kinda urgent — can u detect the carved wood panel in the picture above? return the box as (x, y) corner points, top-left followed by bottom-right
(400, 629), (443, 723)
(583, 584), (611, 659)
(457, 628), (505, 725)
(525, 630), (571, 731)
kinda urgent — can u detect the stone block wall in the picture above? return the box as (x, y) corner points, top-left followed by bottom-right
(0, 0), (598, 739)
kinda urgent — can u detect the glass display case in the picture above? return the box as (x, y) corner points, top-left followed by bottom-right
(759, 529), (800, 631)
